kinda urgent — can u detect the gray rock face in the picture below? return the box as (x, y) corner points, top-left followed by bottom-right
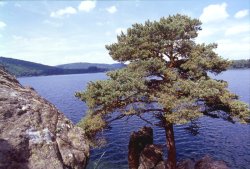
(177, 155), (229, 169)
(177, 159), (195, 169)
(194, 155), (229, 169)
(0, 68), (89, 169)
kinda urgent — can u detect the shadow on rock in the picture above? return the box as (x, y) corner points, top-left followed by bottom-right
(0, 138), (30, 169)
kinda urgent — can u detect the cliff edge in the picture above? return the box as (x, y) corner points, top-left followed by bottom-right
(0, 67), (89, 169)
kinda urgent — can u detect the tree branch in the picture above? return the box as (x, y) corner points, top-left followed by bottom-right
(138, 108), (164, 113)
(136, 114), (161, 127)
(107, 114), (127, 123)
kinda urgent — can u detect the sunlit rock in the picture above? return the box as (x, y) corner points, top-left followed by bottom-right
(0, 67), (89, 169)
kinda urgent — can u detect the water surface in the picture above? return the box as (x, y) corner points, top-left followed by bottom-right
(19, 69), (250, 169)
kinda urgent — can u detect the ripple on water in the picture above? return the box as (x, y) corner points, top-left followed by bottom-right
(18, 70), (250, 169)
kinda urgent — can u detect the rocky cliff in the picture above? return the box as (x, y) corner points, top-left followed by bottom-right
(0, 67), (89, 169)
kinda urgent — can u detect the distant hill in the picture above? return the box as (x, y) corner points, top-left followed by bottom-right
(57, 62), (126, 70)
(1, 56), (248, 77)
(57, 60), (250, 70)
(0, 57), (108, 77)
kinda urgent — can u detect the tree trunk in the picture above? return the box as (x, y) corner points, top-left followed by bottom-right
(164, 122), (177, 169)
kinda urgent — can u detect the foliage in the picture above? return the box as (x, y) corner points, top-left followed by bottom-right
(76, 14), (250, 141)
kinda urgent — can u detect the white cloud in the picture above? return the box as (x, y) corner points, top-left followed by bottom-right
(1, 34), (116, 65)
(78, 0), (96, 12)
(0, 21), (6, 30)
(198, 28), (215, 38)
(225, 23), (250, 36)
(234, 9), (249, 19)
(242, 36), (250, 42)
(196, 25), (227, 43)
(115, 28), (126, 34)
(200, 3), (229, 23)
(216, 38), (250, 60)
(106, 6), (117, 14)
(50, 7), (77, 18)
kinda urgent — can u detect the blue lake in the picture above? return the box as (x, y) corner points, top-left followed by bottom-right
(18, 69), (250, 169)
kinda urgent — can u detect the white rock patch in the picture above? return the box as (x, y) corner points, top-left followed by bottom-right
(26, 127), (53, 144)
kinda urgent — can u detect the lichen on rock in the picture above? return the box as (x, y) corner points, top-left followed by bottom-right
(0, 67), (89, 169)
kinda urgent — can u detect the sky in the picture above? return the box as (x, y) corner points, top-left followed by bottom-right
(0, 0), (249, 66)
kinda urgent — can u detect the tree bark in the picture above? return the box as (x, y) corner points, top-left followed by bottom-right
(164, 122), (177, 169)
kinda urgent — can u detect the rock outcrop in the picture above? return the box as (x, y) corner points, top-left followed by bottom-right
(138, 144), (164, 169)
(194, 155), (229, 169)
(128, 126), (165, 169)
(0, 68), (89, 169)
(128, 126), (153, 169)
(177, 155), (229, 169)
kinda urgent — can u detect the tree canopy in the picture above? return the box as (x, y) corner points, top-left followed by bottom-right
(76, 14), (250, 169)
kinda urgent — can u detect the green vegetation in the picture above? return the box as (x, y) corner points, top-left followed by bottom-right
(231, 59), (250, 69)
(76, 14), (250, 169)
(0, 56), (247, 78)
(0, 57), (115, 77)
(0, 56), (57, 77)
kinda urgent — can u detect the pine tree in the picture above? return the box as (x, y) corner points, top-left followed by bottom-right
(76, 14), (250, 169)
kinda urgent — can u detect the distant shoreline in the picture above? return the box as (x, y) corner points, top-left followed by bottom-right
(17, 71), (108, 78)
(1, 56), (249, 78)
(16, 67), (250, 78)
(230, 59), (250, 69)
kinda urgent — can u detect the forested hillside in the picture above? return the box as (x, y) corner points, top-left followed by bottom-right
(0, 57), (107, 77)
(1, 56), (248, 77)
(231, 59), (250, 69)
(57, 62), (126, 70)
